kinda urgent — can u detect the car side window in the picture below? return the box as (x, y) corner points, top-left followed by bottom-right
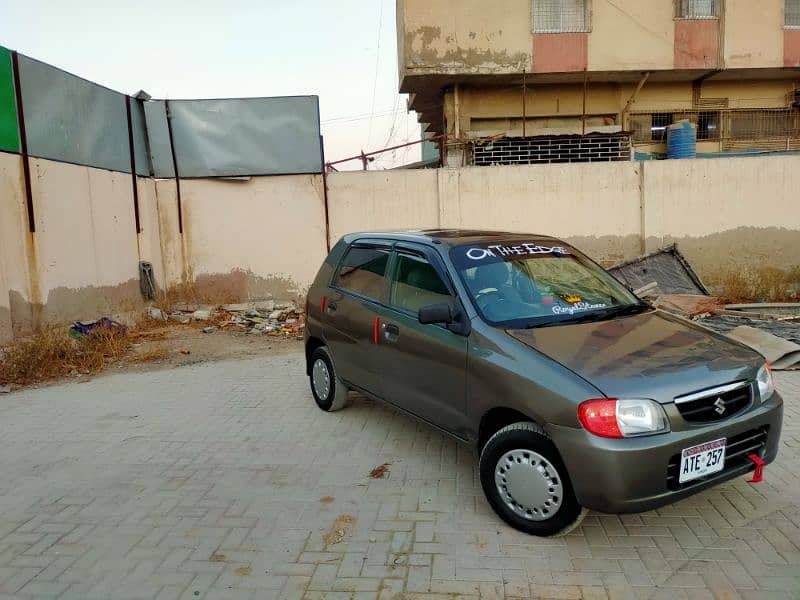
(334, 245), (390, 302)
(390, 252), (453, 314)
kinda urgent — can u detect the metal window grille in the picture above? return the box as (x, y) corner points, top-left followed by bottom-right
(787, 0), (800, 27)
(473, 134), (631, 166)
(630, 109), (800, 150)
(674, 0), (718, 19)
(534, 0), (590, 33)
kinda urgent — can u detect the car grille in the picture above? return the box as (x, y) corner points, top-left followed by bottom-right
(666, 426), (769, 491)
(674, 381), (752, 423)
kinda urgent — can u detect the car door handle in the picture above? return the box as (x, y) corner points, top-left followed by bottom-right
(383, 322), (399, 342)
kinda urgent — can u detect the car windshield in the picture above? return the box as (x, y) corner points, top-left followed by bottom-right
(450, 240), (645, 328)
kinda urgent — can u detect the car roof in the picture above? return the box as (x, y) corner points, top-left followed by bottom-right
(341, 229), (564, 248)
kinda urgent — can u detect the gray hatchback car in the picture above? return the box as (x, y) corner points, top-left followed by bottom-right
(304, 230), (783, 536)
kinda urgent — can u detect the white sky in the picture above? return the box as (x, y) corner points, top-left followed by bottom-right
(0, 0), (421, 170)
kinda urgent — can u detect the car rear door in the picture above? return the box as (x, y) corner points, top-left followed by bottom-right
(375, 243), (470, 438)
(324, 241), (391, 396)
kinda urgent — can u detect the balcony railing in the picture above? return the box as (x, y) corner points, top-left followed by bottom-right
(630, 108), (800, 151)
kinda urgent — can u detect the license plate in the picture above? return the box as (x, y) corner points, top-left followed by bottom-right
(679, 438), (726, 483)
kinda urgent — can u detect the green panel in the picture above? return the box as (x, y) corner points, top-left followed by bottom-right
(0, 46), (20, 153)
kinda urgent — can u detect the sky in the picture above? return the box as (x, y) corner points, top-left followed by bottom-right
(0, 0), (421, 170)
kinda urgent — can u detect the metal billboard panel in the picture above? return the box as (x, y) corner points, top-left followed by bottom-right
(17, 54), (131, 172)
(0, 46), (19, 153)
(130, 98), (151, 176)
(167, 96), (322, 177)
(142, 100), (175, 178)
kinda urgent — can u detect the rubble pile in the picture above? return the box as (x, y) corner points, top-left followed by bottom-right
(145, 300), (305, 339)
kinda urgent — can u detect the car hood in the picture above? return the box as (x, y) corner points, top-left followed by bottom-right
(506, 310), (762, 402)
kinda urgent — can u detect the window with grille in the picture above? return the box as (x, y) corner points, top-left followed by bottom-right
(674, 0), (718, 19)
(534, 0), (591, 33)
(787, 0), (800, 27)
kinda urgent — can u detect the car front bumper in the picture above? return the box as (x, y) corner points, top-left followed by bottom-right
(547, 393), (783, 514)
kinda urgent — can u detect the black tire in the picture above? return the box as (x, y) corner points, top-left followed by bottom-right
(479, 422), (586, 537)
(309, 346), (349, 412)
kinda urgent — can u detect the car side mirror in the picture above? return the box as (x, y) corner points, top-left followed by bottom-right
(418, 303), (453, 325)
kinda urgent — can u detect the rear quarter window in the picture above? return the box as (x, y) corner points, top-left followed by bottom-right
(334, 246), (390, 302)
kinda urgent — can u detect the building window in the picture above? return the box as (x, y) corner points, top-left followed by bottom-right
(787, 0), (800, 27)
(651, 113), (672, 142)
(534, 0), (591, 33)
(695, 111), (719, 140)
(674, 0), (718, 19)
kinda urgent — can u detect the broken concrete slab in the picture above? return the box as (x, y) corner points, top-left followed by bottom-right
(723, 325), (800, 370)
(192, 310), (212, 321)
(146, 307), (167, 321)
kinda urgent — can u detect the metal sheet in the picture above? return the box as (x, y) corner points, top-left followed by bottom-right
(167, 96), (322, 177)
(0, 46), (19, 153)
(143, 100), (174, 178)
(130, 98), (151, 176)
(609, 244), (709, 296)
(17, 54), (131, 172)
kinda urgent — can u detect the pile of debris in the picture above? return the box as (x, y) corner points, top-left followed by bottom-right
(145, 300), (305, 339)
(610, 245), (800, 370)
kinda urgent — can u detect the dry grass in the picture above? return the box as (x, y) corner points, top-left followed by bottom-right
(707, 265), (800, 303)
(0, 325), (131, 387)
(126, 345), (171, 364)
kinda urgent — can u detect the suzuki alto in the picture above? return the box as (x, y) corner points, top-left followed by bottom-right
(304, 230), (783, 536)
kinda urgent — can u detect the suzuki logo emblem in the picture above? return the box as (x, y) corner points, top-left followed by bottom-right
(714, 397), (726, 414)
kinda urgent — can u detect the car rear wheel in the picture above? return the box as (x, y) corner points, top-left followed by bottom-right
(309, 346), (349, 412)
(479, 422), (586, 537)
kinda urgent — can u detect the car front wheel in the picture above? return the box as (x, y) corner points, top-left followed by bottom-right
(479, 421), (586, 537)
(309, 346), (349, 412)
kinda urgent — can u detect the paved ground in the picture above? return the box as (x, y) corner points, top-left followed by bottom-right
(0, 353), (799, 600)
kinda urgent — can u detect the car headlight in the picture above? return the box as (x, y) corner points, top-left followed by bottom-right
(578, 398), (670, 438)
(756, 363), (774, 403)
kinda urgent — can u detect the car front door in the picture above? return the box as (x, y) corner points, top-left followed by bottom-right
(324, 242), (391, 396)
(376, 244), (470, 439)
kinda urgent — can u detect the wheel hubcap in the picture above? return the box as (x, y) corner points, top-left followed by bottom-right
(312, 358), (331, 400)
(495, 449), (563, 521)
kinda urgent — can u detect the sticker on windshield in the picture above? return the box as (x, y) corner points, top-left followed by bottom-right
(465, 244), (569, 261)
(560, 293), (583, 304)
(552, 302), (607, 315)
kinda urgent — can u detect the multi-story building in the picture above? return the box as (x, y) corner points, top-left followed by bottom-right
(397, 0), (800, 165)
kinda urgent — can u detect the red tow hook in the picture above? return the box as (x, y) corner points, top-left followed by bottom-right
(747, 454), (765, 483)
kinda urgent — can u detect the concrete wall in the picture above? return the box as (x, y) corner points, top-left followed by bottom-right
(399, 0), (795, 80)
(1, 150), (799, 343)
(399, 0), (531, 77)
(589, 0), (674, 71)
(27, 158), (142, 325)
(326, 170), (440, 242)
(643, 155), (800, 273)
(161, 174), (329, 301)
(724, 0), (785, 68)
(0, 152), (30, 341)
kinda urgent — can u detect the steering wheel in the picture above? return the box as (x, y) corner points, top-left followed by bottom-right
(474, 288), (506, 312)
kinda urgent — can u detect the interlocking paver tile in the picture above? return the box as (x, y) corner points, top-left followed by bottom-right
(0, 354), (798, 598)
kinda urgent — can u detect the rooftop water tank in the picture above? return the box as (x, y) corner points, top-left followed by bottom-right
(667, 119), (697, 159)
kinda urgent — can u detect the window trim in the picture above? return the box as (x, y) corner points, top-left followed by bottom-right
(533, 0), (592, 34)
(786, 0), (800, 28)
(673, 0), (719, 20)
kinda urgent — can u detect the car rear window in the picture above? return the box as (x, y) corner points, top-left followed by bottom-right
(334, 245), (390, 302)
